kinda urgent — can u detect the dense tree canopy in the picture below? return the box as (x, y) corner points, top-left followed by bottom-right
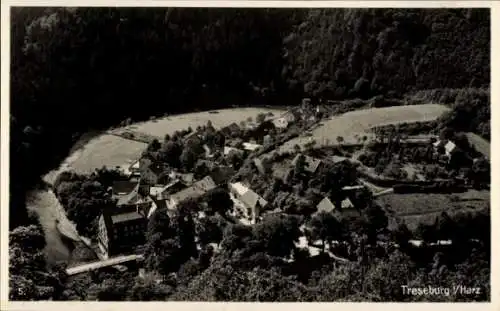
(284, 9), (489, 99)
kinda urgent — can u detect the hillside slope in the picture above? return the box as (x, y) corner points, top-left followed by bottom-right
(283, 9), (489, 99)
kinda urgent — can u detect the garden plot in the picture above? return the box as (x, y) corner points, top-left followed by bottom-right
(276, 104), (450, 153)
(378, 190), (490, 230)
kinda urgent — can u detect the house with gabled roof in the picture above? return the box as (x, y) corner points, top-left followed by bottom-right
(111, 181), (139, 198)
(126, 159), (141, 178)
(316, 197), (336, 213)
(291, 154), (323, 174)
(149, 178), (189, 200)
(220, 122), (241, 137)
(141, 161), (168, 185)
(116, 185), (140, 206)
(281, 110), (297, 123)
(184, 131), (203, 147)
(145, 197), (175, 220)
(314, 196), (356, 217)
(340, 197), (354, 209)
(166, 176), (217, 209)
(229, 182), (267, 224)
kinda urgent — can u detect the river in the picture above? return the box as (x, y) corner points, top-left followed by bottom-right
(26, 188), (74, 265)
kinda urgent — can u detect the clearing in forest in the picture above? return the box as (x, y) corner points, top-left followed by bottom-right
(122, 107), (285, 139)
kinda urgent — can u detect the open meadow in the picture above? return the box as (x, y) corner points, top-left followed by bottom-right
(121, 107), (285, 139)
(465, 132), (490, 159)
(276, 103), (450, 153)
(43, 134), (148, 184)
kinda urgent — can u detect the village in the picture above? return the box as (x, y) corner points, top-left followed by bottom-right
(7, 7), (491, 302)
(62, 99), (490, 276)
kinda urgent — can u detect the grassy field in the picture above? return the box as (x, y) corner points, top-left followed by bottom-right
(276, 104), (449, 153)
(43, 134), (148, 184)
(377, 190), (490, 230)
(43, 107), (285, 184)
(122, 107), (285, 139)
(465, 132), (490, 159)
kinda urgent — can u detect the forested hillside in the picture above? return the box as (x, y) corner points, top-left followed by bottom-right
(10, 7), (489, 228)
(283, 9), (489, 98)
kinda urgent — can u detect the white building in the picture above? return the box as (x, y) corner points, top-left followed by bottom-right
(242, 142), (262, 152)
(229, 182), (267, 224)
(272, 117), (289, 129)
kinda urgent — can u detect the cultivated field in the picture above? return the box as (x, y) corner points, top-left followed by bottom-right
(465, 132), (490, 159)
(276, 104), (450, 153)
(377, 190), (490, 230)
(43, 108), (284, 184)
(121, 107), (285, 139)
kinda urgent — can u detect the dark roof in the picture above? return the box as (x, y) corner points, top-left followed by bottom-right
(184, 131), (198, 138)
(161, 179), (188, 193)
(197, 159), (217, 170)
(210, 166), (235, 185)
(185, 131), (202, 142)
(153, 198), (168, 210)
(147, 162), (165, 176)
(112, 181), (139, 195)
(220, 123), (241, 138)
(221, 122), (240, 133)
(141, 153), (156, 163)
(170, 176), (217, 204)
(111, 211), (144, 224)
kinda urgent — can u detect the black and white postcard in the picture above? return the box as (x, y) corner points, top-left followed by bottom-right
(1, 1), (495, 309)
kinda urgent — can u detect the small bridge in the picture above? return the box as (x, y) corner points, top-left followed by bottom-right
(65, 254), (144, 276)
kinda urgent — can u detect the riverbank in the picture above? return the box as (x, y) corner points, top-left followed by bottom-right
(27, 182), (99, 266)
(26, 188), (74, 265)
